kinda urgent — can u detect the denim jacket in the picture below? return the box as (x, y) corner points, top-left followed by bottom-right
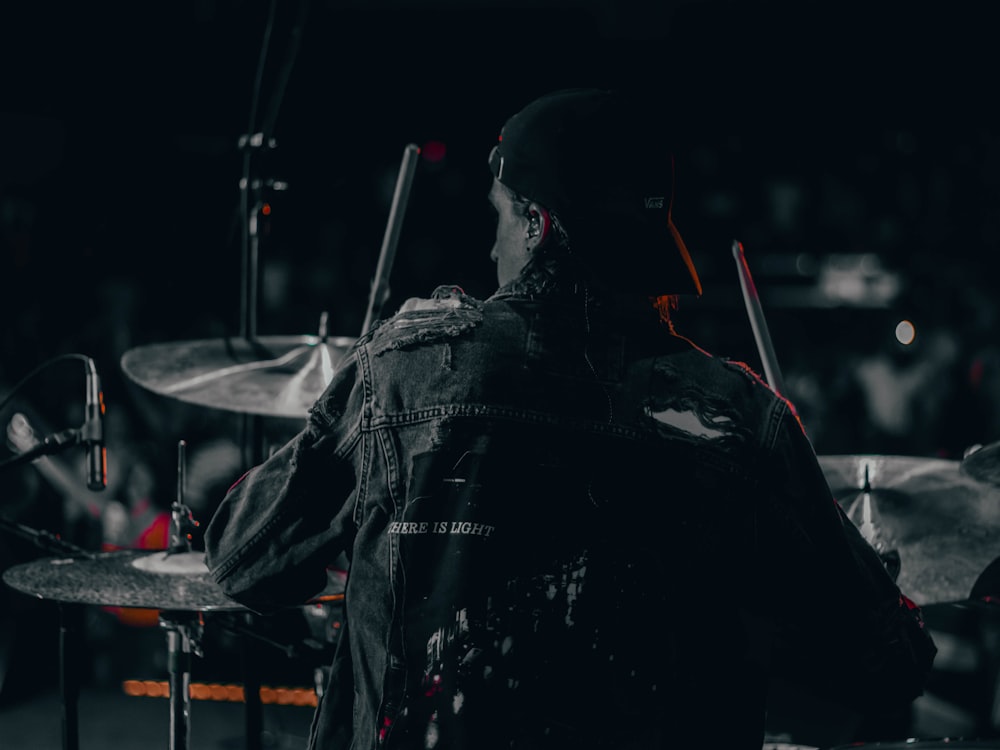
(205, 278), (936, 750)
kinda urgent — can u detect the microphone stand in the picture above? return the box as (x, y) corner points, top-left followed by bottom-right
(0, 427), (82, 472)
(232, 8), (309, 747)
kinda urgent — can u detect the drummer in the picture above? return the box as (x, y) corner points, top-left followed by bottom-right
(204, 88), (936, 750)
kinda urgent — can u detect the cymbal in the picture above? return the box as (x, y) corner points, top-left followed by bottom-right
(818, 454), (1000, 606)
(120, 335), (356, 419)
(2, 550), (247, 611)
(961, 440), (1000, 486)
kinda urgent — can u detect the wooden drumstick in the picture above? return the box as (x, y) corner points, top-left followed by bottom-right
(362, 143), (421, 335)
(733, 239), (787, 398)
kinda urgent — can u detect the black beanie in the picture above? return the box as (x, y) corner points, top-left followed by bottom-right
(489, 88), (701, 296)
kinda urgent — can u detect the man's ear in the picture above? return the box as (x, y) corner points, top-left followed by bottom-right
(525, 202), (552, 249)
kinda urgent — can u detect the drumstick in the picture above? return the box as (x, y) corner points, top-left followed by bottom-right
(733, 239), (787, 398)
(361, 143), (421, 336)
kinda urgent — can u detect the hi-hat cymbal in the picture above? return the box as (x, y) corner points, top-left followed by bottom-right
(120, 335), (356, 419)
(3, 550), (246, 611)
(818, 454), (1000, 606)
(2, 549), (347, 611)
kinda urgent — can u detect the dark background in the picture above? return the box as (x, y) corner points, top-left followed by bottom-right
(2, 1), (1000, 740)
(0, 3), (996, 503)
(2, 0), (998, 504)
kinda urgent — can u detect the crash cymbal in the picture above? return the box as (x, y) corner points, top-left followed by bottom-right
(2, 549), (246, 611)
(818, 454), (1000, 606)
(121, 334), (356, 419)
(961, 440), (1000, 487)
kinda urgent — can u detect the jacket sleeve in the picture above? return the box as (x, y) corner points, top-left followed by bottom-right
(752, 398), (937, 715)
(203, 347), (364, 615)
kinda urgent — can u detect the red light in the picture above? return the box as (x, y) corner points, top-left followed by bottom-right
(421, 140), (447, 163)
(261, 203), (272, 216)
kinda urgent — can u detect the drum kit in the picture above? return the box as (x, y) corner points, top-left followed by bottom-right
(6, 343), (1000, 750)
(0, 125), (420, 749)
(0, 121), (998, 750)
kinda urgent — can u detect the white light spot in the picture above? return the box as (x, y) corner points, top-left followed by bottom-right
(895, 319), (916, 345)
(425, 722), (439, 749)
(501, 636), (513, 656)
(453, 691), (464, 714)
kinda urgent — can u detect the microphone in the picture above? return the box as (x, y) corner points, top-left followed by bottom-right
(83, 357), (107, 491)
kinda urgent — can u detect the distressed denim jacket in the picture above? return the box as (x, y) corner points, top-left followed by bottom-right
(205, 275), (936, 750)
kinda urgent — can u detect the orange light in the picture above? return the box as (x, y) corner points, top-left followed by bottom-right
(123, 680), (145, 697)
(190, 683), (210, 700)
(121, 681), (316, 705)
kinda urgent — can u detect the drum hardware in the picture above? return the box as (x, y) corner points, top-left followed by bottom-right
(827, 739), (1000, 748)
(819, 454), (1000, 607)
(1, 440), (246, 750)
(105, 13), (418, 744)
(963, 440), (1000, 488)
(842, 461), (902, 582)
(0, 353), (107, 492)
(0, 516), (91, 750)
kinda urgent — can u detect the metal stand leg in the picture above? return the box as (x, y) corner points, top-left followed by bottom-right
(242, 612), (263, 750)
(160, 612), (200, 750)
(58, 603), (81, 750)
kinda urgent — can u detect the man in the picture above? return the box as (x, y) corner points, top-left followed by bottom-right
(205, 88), (936, 749)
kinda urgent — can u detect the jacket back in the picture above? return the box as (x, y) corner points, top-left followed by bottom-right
(205, 284), (936, 750)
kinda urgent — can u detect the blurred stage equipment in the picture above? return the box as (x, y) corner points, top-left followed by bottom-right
(0, 353), (107, 491)
(819, 454), (1000, 607)
(116, 93), (417, 750)
(3, 438), (346, 750)
(120, 138), (419, 423)
(827, 740), (1000, 749)
(0, 352), (113, 750)
(2, 440), (232, 750)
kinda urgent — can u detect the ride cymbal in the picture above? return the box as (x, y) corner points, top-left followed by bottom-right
(818, 454), (1000, 606)
(120, 335), (356, 419)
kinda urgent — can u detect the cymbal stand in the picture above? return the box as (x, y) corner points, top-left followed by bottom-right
(169, 438), (266, 750)
(57, 603), (83, 750)
(159, 609), (204, 750)
(0, 517), (90, 750)
(844, 464), (902, 581)
(0, 518), (85, 750)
